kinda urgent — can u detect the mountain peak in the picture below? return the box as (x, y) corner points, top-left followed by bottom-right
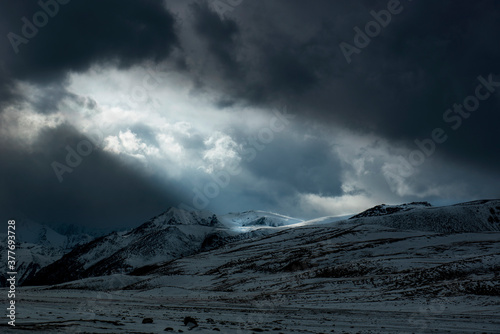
(220, 210), (303, 228)
(349, 202), (432, 219)
(150, 207), (220, 227)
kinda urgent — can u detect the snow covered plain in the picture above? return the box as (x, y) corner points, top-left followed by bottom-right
(3, 200), (500, 333)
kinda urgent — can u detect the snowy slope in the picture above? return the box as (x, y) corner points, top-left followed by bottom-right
(43, 199), (500, 301)
(0, 219), (93, 250)
(26, 208), (288, 286)
(26, 208), (303, 286)
(296, 213), (352, 226)
(350, 201), (432, 218)
(49, 200), (500, 300)
(220, 210), (303, 231)
(26, 200), (500, 287)
(349, 199), (500, 233)
(124, 221), (499, 299)
(26, 200), (499, 333)
(0, 221), (93, 286)
(23, 208), (223, 286)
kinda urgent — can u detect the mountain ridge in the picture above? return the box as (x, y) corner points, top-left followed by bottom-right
(23, 208), (294, 286)
(0, 220), (93, 286)
(348, 199), (500, 233)
(23, 199), (500, 288)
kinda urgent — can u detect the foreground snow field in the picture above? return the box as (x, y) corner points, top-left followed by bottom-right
(2, 287), (499, 333)
(4, 200), (500, 333)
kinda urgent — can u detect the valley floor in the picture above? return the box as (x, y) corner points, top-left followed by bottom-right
(2, 287), (500, 334)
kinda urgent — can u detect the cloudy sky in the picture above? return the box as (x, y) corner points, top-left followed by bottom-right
(1, 0), (499, 230)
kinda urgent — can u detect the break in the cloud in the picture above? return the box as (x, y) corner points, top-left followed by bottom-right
(1, 0), (499, 229)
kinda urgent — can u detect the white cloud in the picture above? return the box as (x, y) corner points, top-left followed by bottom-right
(201, 132), (241, 173)
(157, 133), (183, 154)
(0, 106), (64, 146)
(5, 62), (482, 218)
(104, 129), (159, 159)
(299, 193), (375, 217)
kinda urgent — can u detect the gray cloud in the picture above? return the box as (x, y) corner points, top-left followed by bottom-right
(242, 135), (342, 197)
(0, 124), (192, 230)
(0, 0), (185, 229)
(1, 0), (499, 229)
(0, 0), (179, 112)
(183, 0), (500, 181)
(190, 1), (240, 76)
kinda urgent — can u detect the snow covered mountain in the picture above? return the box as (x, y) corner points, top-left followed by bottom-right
(122, 218), (500, 302)
(4, 200), (500, 332)
(24, 208), (224, 286)
(220, 210), (303, 230)
(0, 221), (93, 286)
(349, 199), (500, 233)
(18, 199), (500, 333)
(25, 208), (309, 286)
(349, 201), (432, 219)
(25, 200), (500, 288)
(120, 200), (499, 299)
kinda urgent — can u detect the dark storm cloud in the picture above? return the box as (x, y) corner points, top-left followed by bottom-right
(242, 135), (342, 198)
(0, 124), (192, 230)
(0, 0), (179, 112)
(190, 1), (240, 75)
(0, 0), (184, 228)
(186, 0), (500, 176)
(2, 0), (500, 228)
